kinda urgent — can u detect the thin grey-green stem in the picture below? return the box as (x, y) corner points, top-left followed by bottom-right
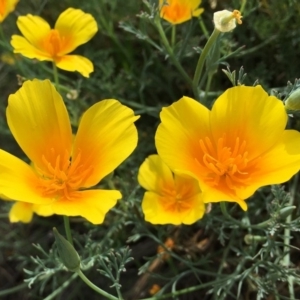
(63, 216), (73, 246)
(171, 25), (176, 49)
(204, 73), (214, 106)
(77, 270), (119, 300)
(239, 0), (247, 14)
(155, 17), (192, 86)
(198, 16), (209, 39)
(220, 202), (244, 228)
(283, 174), (298, 300)
(52, 62), (60, 92)
(0, 283), (28, 297)
(192, 28), (220, 102)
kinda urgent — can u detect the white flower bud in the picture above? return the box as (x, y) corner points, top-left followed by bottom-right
(213, 9), (242, 32)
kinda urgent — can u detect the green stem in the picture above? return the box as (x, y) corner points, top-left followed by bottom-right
(0, 283), (28, 297)
(198, 16), (209, 39)
(155, 17), (192, 86)
(63, 216), (73, 246)
(192, 28), (220, 101)
(283, 174), (298, 300)
(52, 62), (60, 92)
(171, 25), (176, 49)
(204, 73), (213, 106)
(77, 270), (119, 300)
(239, 0), (247, 14)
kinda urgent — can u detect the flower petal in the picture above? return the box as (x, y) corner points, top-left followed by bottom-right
(6, 79), (72, 172)
(11, 35), (52, 60)
(156, 96), (210, 177)
(237, 130), (300, 199)
(138, 155), (174, 193)
(73, 99), (139, 188)
(0, 0), (19, 23)
(9, 202), (34, 223)
(55, 8), (98, 54)
(15, 14), (51, 48)
(210, 85), (287, 159)
(0, 150), (52, 204)
(51, 189), (121, 224)
(55, 54), (93, 77)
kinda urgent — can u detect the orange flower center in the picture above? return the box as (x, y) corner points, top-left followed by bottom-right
(162, 189), (192, 212)
(161, 1), (191, 22)
(36, 150), (93, 200)
(0, 0), (6, 15)
(199, 136), (252, 190)
(42, 29), (65, 57)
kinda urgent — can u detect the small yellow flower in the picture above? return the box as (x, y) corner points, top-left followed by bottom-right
(9, 201), (53, 223)
(11, 8), (98, 77)
(159, 0), (204, 25)
(0, 79), (139, 224)
(0, 0), (19, 23)
(155, 85), (300, 210)
(138, 155), (205, 225)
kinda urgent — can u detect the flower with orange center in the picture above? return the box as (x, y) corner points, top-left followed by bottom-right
(155, 85), (300, 210)
(159, 0), (204, 25)
(11, 8), (97, 77)
(0, 0), (18, 23)
(0, 79), (139, 224)
(138, 155), (205, 225)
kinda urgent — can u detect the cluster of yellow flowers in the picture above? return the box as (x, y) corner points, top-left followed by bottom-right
(1, 0), (300, 227)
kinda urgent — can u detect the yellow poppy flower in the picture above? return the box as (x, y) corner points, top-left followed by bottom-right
(138, 155), (205, 225)
(9, 201), (53, 223)
(11, 8), (98, 77)
(155, 85), (300, 210)
(0, 0), (19, 23)
(0, 79), (139, 224)
(159, 0), (204, 25)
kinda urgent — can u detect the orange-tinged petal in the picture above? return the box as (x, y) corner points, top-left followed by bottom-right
(55, 8), (98, 54)
(156, 96), (210, 177)
(11, 35), (52, 61)
(55, 54), (93, 78)
(6, 79), (72, 172)
(210, 85), (287, 160)
(9, 202), (33, 223)
(51, 189), (121, 224)
(138, 155), (174, 192)
(159, 0), (203, 24)
(15, 14), (51, 48)
(0, 150), (52, 204)
(73, 100), (139, 188)
(236, 130), (300, 200)
(0, 0), (19, 23)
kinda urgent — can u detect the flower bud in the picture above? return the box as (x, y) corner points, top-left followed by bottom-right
(53, 227), (80, 272)
(285, 89), (300, 111)
(244, 234), (266, 245)
(213, 10), (242, 32)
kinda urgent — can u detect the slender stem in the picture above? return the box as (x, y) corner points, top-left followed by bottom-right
(220, 202), (244, 228)
(52, 62), (60, 92)
(204, 73), (213, 106)
(239, 0), (247, 14)
(283, 174), (298, 300)
(77, 270), (119, 300)
(171, 25), (176, 49)
(198, 16), (209, 39)
(0, 283), (28, 297)
(155, 17), (192, 86)
(192, 29), (220, 102)
(63, 216), (73, 246)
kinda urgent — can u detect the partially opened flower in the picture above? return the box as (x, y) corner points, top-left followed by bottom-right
(0, 79), (139, 224)
(213, 9), (242, 32)
(0, 0), (19, 23)
(138, 155), (205, 225)
(159, 0), (204, 25)
(9, 201), (53, 223)
(11, 8), (97, 77)
(156, 85), (300, 210)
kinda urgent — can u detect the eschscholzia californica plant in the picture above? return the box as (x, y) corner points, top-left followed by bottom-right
(0, 0), (19, 23)
(155, 85), (300, 210)
(11, 8), (97, 77)
(138, 155), (205, 225)
(0, 79), (139, 224)
(159, 0), (204, 25)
